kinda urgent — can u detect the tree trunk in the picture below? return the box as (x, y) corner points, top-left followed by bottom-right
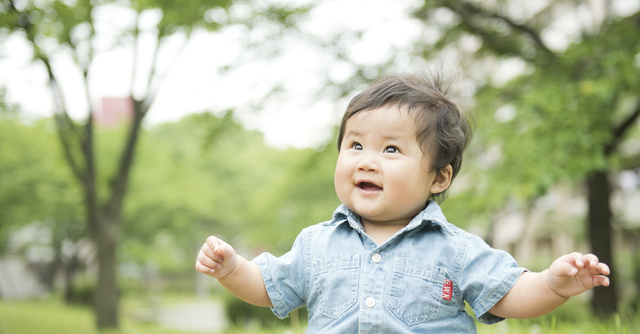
(63, 254), (79, 304)
(94, 214), (120, 329)
(92, 106), (142, 329)
(586, 170), (618, 317)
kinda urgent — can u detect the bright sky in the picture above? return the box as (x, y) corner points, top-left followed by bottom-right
(1, 0), (638, 148)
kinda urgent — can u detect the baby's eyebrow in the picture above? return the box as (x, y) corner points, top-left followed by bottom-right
(382, 135), (400, 141)
(343, 130), (409, 143)
(381, 134), (409, 142)
(343, 130), (363, 138)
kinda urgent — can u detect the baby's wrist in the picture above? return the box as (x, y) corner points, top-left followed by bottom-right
(542, 269), (571, 300)
(217, 256), (242, 281)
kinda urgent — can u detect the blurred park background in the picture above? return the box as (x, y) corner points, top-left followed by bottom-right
(1, 0), (640, 333)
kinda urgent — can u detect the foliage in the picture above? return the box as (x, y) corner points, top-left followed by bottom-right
(120, 112), (339, 278)
(0, 115), (83, 254)
(484, 13), (639, 195)
(223, 291), (296, 329)
(241, 142), (340, 252)
(0, 105), (339, 287)
(426, 3), (640, 225)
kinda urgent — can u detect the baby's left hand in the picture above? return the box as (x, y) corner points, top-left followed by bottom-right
(547, 252), (610, 298)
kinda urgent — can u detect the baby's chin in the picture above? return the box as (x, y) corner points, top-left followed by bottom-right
(356, 213), (414, 227)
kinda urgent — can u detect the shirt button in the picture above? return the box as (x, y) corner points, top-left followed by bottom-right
(365, 297), (376, 308)
(371, 253), (382, 263)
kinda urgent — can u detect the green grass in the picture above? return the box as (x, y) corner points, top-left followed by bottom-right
(478, 315), (637, 334)
(0, 297), (637, 334)
(0, 298), (191, 334)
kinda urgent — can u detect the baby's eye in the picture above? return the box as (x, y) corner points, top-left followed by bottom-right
(353, 142), (363, 150)
(384, 146), (398, 153)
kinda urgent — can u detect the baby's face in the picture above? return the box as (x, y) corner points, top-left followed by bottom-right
(334, 105), (439, 226)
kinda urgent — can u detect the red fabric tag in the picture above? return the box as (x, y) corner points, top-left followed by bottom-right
(442, 279), (453, 301)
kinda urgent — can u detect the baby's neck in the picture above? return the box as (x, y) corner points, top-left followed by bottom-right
(361, 220), (407, 246)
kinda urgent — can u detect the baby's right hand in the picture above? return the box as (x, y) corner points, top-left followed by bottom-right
(195, 236), (238, 279)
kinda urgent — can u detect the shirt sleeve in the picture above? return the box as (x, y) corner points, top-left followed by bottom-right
(458, 234), (528, 324)
(253, 228), (309, 319)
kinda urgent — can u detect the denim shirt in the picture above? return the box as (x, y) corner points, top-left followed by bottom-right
(254, 201), (526, 333)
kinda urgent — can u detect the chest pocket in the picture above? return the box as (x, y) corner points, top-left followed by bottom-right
(312, 253), (360, 319)
(388, 257), (450, 325)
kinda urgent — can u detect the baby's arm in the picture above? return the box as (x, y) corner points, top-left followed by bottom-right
(489, 252), (610, 319)
(195, 236), (273, 307)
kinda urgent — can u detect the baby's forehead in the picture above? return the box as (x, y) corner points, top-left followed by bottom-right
(345, 106), (431, 145)
(347, 105), (426, 132)
(346, 105), (412, 126)
(348, 104), (415, 120)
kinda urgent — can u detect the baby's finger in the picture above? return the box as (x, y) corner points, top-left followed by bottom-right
(592, 274), (610, 287)
(195, 259), (215, 274)
(566, 252), (586, 268)
(196, 251), (221, 269)
(206, 236), (222, 250)
(554, 261), (579, 276)
(583, 253), (600, 267)
(596, 262), (610, 276)
(198, 241), (223, 263)
(213, 239), (233, 259)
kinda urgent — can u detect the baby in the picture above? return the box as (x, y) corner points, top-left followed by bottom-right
(196, 72), (610, 333)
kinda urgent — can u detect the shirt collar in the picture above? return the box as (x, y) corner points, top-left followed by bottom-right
(326, 201), (454, 236)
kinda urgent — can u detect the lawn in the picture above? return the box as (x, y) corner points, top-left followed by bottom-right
(0, 297), (636, 334)
(0, 298), (189, 334)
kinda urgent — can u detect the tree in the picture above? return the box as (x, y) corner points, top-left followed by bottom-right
(1, 0), (235, 329)
(412, 0), (640, 316)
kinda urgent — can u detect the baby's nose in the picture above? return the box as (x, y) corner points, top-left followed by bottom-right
(357, 155), (379, 172)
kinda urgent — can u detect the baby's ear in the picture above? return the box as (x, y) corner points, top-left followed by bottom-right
(430, 165), (453, 195)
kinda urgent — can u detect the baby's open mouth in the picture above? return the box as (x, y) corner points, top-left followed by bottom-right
(358, 182), (382, 191)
